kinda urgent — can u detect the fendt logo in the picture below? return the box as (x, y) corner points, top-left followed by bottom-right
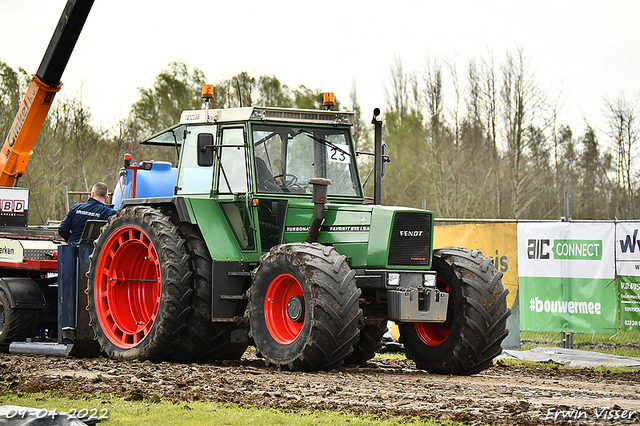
(527, 238), (602, 260)
(620, 229), (640, 253)
(399, 230), (423, 237)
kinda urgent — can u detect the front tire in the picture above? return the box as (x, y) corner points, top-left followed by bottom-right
(249, 243), (361, 371)
(399, 247), (510, 375)
(87, 206), (191, 361)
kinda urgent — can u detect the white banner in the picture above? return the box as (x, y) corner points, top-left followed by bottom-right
(616, 222), (640, 276)
(517, 222), (615, 279)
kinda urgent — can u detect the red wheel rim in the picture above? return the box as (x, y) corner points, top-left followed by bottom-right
(264, 273), (304, 344)
(94, 225), (161, 348)
(415, 277), (452, 346)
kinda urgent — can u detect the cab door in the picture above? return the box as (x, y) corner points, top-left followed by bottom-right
(176, 125), (216, 195)
(215, 126), (256, 252)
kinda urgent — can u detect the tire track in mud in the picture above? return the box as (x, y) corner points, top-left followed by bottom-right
(2, 351), (640, 425)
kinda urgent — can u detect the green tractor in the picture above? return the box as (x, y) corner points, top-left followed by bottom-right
(87, 93), (510, 374)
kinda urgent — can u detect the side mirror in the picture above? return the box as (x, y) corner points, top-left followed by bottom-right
(381, 143), (387, 177)
(197, 133), (214, 167)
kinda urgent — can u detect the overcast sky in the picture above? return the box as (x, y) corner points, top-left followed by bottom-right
(1, 0), (639, 142)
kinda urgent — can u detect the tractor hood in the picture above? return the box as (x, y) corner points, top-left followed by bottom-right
(284, 202), (434, 269)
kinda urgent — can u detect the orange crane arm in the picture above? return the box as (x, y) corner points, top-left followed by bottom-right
(0, 77), (62, 186)
(0, 0), (93, 187)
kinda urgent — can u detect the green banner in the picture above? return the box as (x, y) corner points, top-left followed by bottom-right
(519, 277), (617, 333)
(618, 275), (640, 330)
(552, 239), (603, 260)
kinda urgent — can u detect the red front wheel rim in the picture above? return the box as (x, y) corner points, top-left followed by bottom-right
(94, 225), (161, 348)
(415, 277), (452, 346)
(264, 273), (304, 344)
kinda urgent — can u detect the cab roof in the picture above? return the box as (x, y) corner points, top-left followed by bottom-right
(142, 106), (354, 147)
(180, 106), (354, 126)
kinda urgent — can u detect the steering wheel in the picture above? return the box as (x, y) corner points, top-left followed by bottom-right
(272, 173), (299, 187)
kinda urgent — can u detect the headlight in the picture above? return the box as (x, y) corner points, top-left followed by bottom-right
(423, 274), (436, 288)
(388, 273), (400, 286)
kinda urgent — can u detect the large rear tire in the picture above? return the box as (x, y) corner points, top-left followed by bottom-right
(87, 206), (191, 361)
(249, 243), (361, 371)
(0, 289), (39, 352)
(399, 247), (510, 375)
(172, 224), (247, 363)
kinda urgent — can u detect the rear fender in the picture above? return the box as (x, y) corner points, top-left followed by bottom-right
(0, 277), (46, 309)
(120, 197), (192, 224)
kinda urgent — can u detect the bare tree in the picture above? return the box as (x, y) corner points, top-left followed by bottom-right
(466, 59), (483, 128)
(421, 58), (451, 215)
(481, 50), (501, 217)
(424, 58), (444, 148)
(605, 93), (639, 218)
(500, 49), (547, 218)
(350, 80), (365, 151)
(386, 58), (412, 117)
(578, 125), (601, 219)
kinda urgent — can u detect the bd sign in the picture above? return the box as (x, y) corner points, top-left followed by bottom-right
(518, 222), (616, 333)
(0, 187), (29, 227)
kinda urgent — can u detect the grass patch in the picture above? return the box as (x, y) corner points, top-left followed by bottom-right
(373, 352), (406, 360)
(0, 390), (460, 426)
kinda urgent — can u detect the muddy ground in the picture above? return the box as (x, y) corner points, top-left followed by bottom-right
(2, 349), (640, 425)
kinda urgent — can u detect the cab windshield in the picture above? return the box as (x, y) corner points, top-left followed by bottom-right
(252, 124), (361, 197)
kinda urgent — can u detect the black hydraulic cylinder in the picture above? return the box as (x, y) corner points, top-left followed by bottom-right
(372, 108), (383, 205)
(36, 0), (94, 87)
(57, 244), (78, 343)
(56, 239), (101, 356)
(305, 178), (331, 243)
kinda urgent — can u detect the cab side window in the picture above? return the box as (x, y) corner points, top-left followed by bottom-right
(177, 125), (216, 194)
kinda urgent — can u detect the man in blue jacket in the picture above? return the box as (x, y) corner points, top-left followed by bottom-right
(58, 182), (117, 244)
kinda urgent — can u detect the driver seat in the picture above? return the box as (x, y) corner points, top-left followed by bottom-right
(255, 157), (281, 192)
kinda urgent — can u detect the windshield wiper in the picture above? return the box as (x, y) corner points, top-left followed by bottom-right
(293, 129), (351, 159)
(254, 131), (278, 147)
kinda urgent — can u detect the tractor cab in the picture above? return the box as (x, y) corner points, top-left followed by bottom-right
(126, 102), (369, 256)
(137, 105), (362, 199)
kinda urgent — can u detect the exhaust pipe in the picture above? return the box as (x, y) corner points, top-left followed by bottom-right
(305, 178), (331, 243)
(372, 108), (383, 205)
